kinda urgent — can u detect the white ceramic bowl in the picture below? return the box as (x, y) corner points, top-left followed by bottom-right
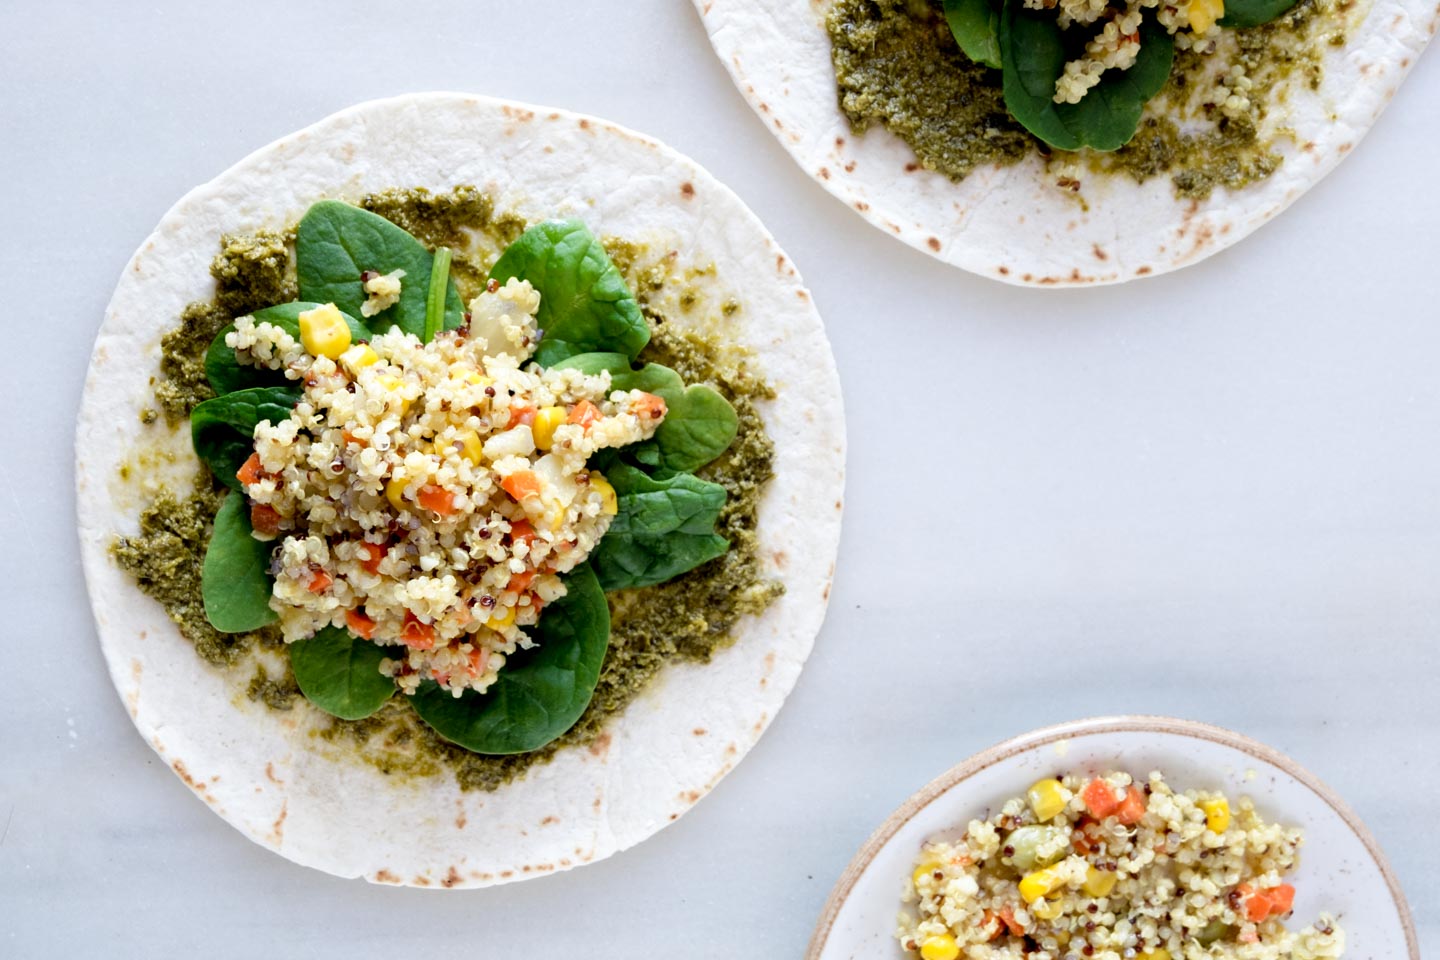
(808, 716), (1417, 959)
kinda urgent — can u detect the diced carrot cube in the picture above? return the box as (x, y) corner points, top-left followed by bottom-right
(306, 568), (333, 593)
(250, 503), (281, 537)
(1081, 779), (1121, 819)
(567, 399), (600, 431)
(400, 612), (434, 650)
(345, 608), (376, 639)
(507, 570), (536, 593)
(509, 519), (535, 547)
(1266, 884), (1295, 916)
(417, 484), (457, 516)
(507, 404), (537, 429)
(1115, 785), (1147, 825)
(632, 392), (667, 422)
(356, 540), (387, 574)
(501, 470), (541, 501)
(236, 452), (263, 486)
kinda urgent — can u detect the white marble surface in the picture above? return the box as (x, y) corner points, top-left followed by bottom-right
(2, 1), (1436, 956)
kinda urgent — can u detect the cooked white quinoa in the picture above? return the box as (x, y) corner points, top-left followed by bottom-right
(898, 771), (1344, 960)
(226, 278), (667, 696)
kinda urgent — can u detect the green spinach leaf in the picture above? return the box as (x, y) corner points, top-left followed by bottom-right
(553, 353), (738, 473)
(205, 302), (369, 396)
(202, 489), (278, 632)
(1000, 3), (1174, 151)
(190, 386), (300, 490)
(289, 626), (395, 720)
(1220, 0), (1299, 28)
(296, 200), (463, 339)
(589, 464), (729, 591)
(488, 220), (650, 367)
(945, 0), (1002, 68)
(408, 563), (609, 755)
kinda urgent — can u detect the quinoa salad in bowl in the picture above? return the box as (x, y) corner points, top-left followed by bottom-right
(805, 718), (1417, 960)
(77, 93), (845, 886)
(901, 771), (1343, 959)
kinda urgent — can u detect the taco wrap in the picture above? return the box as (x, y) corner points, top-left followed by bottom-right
(76, 93), (845, 887)
(693, 0), (1435, 285)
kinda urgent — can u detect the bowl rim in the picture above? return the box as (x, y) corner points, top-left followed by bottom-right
(804, 714), (1419, 959)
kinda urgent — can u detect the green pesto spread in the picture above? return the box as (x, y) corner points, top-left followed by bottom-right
(827, 0), (1337, 199)
(111, 186), (782, 790)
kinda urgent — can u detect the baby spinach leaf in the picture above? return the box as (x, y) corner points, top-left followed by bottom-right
(945, 0), (1003, 69)
(590, 464), (729, 591)
(408, 563), (609, 755)
(289, 626), (395, 720)
(202, 489), (277, 632)
(205, 302), (369, 396)
(488, 220), (650, 367)
(1220, 0), (1299, 28)
(553, 353), (739, 473)
(190, 386), (300, 490)
(295, 200), (463, 339)
(1000, 3), (1174, 151)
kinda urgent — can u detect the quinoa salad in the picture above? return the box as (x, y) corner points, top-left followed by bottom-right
(234, 283), (664, 697)
(899, 772), (1345, 960)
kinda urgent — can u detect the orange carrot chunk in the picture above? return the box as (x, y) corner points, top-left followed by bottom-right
(345, 608), (376, 639)
(507, 570), (536, 593)
(1114, 785), (1147, 825)
(356, 540), (387, 574)
(250, 503), (281, 537)
(507, 404), (537, 429)
(236, 452), (263, 486)
(400, 612), (435, 650)
(509, 519), (536, 547)
(632, 392), (667, 422)
(997, 905), (1024, 937)
(501, 470), (541, 501)
(1081, 779), (1121, 819)
(306, 568), (333, 593)
(417, 484), (457, 516)
(1266, 884), (1296, 916)
(567, 399), (600, 431)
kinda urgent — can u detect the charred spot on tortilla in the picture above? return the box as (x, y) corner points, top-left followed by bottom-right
(826, 0), (1351, 199)
(112, 186), (782, 792)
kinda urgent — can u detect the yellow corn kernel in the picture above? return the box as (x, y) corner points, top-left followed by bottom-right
(1031, 898), (1065, 921)
(486, 605), (516, 630)
(1136, 951), (1172, 960)
(919, 934), (959, 960)
(378, 374), (413, 415)
(912, 861), (942, 887)
(590, 474), (618, 516)
(1019, 867), (1064, 904)
(532, 406), (568, 451)
(1027, 778), (1068, 821)
(1083, 865), (1117, 898)
(298, 303), (352, 359)
(1188, 0), (1224, 33)
(453, 430), (483, 466)
(343, 343), (379, 373)
(1201, 797), (1231, 833)
(385, 472), (408, 512)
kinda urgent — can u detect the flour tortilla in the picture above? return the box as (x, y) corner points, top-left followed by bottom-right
(694, 0), (1435, 285)
(76, 93), (845, 888)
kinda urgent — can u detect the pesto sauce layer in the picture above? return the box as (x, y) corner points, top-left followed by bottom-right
(111, 186), (782, 790)
(827, 0), (1333, 199)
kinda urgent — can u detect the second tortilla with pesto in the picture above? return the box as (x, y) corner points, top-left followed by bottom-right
(693, 0), (1434, 284)
(78, 93), (845, 887)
